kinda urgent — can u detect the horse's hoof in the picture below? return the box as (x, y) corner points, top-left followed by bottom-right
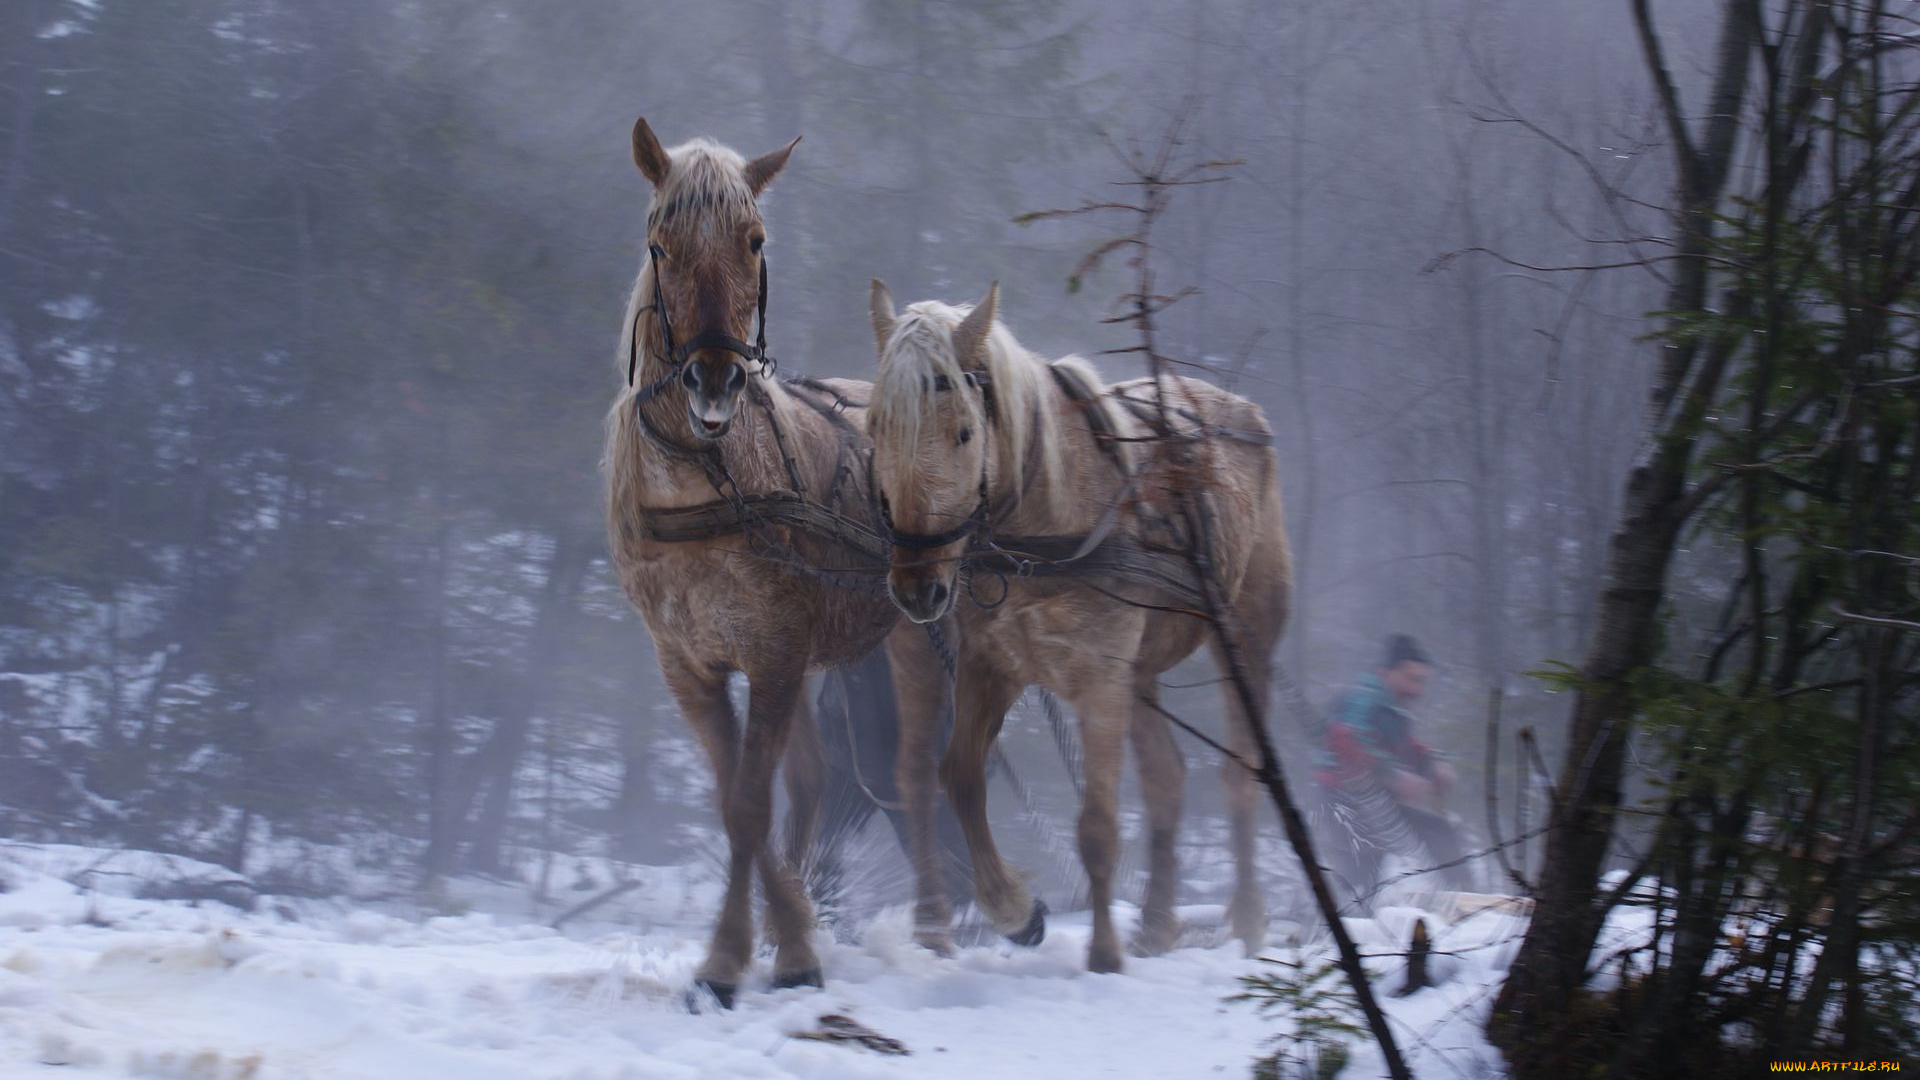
(1088, 944), (1125, 974)
(1130, 916), (1183, 958)
(1227, 899), (1269, 955)
(771, 967), (824, 991)
(688, 979), (736, 1012)
(1006, 898), (1048, 947)
(916, 930), (957, 958)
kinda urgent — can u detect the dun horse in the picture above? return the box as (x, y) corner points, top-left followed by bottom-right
(866, 281), (1292, 971)
(603, 120), (950, 1005)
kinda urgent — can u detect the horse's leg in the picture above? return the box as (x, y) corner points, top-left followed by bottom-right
(660, 661), (752, 1003)
(940, 654), (1036, 943)
(886, 621), (958, 954)
(781, 690), (824, 886)
(1129, 671), (1187, 957)
(688, 652), (812, 1000)
(740, 660), (822, 990)
(878, 799), (975, 911)
(1214, 632), (1272, 955)
(1066, 671), (1134, 974)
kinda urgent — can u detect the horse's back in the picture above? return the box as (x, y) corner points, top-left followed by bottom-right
(1106, 374), (1290, 636)
(1107, 374), (1272, 439)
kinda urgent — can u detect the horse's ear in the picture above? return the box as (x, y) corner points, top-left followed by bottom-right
(745, 135), (801, 197)
(869, 279), (897, 355)
(951, 281), (999, 370)
(631, 117), (671, 187)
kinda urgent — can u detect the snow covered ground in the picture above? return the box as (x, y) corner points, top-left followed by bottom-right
(0, 842), (1533, 1079)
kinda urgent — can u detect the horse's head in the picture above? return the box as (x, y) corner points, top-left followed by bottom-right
(630, 117), (798, 440)
(867, 280), (1002, 623)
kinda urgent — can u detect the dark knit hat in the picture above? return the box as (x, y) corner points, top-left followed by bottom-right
(1384, 634), (1430, 668)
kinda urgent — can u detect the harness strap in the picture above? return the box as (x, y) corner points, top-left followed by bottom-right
(879, 471), (989, 550)
(979, 530), (1207, 605)
(748, 377), (807, 495)
(784, 377), (867, 435)
(625, 302), (646, 387)
(641, 491), (891, 562)
(632, 402), (730, 491)
(628, 245), (677, 388)
(1049, 363), (1133, 478)
(930, 370), (996, 421)
(1112, 390), (1273, 447)
(673, 331), (763, 365)
(627, 249), (774, 389)
(930, 371), (990, 393)
(756, 254), (771, 369)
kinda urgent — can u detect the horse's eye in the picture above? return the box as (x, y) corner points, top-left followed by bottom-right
(957, 428), (973, 445)
(749, 236), (765, 254)
(649, 243), (668, 262)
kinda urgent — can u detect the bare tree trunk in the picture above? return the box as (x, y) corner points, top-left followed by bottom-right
(1033, 128), (1415, 1080)
(1492, 459), (1687, 1071)
(421, 419), (457, 884)
(759, 0), (811, 360)
(0, 0), (56, 246)
(463, 532), (592, 875)
(1278, 58), (1319, 683)
(1491, 4), (1762, 1070)
(615, 713), (655, 862)
(1451, 132), (1511, 691)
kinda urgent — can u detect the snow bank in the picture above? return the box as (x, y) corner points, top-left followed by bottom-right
(0, 843), (1524, 1079)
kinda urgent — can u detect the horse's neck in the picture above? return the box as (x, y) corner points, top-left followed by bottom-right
(990, 364), (1104, 539)
(626, 357), (791, 502)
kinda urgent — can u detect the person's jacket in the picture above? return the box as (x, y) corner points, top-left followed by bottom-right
(1314, 672), (1438, 790)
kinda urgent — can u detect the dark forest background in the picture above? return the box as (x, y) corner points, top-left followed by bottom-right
(4, 2), (1916, 1071)
(0, 0), (1652, 873)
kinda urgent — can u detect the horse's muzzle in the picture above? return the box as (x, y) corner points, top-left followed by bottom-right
(686, 399), (737, 441)
(888, 569), (954, 624)
(681, 358), (748, 441)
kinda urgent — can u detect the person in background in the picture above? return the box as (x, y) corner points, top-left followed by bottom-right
(1315, 634), (1470, 907)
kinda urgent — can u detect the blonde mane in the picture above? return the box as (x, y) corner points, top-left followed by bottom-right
(870, 300), (1117, 518)
(615, 138), (764, 380)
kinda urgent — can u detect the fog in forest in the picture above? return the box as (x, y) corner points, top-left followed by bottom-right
(0, 0), (1780, 894)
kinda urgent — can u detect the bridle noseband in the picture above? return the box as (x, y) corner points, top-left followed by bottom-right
(627, 244), (775, 404)
(879, 474), (991, 551)
(876, 370), (996, 551)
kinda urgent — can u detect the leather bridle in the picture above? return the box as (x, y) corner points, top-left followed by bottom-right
(627, 243), (774, 405)
(875, 370), (997, 551)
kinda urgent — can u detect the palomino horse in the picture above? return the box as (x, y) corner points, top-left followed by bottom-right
(866, 281), (1292, 971)
(603, 120), (950, 1005)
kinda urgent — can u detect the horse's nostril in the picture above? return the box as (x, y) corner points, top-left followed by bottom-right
(924, 580), (949, 612)
(682, 367), (701, 391)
